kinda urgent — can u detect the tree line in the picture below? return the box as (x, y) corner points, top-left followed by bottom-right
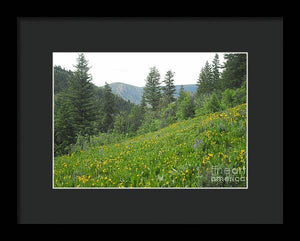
(54, 53), (246, 156)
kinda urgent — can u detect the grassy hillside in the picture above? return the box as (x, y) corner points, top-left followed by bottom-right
(54, 103), (247, 188)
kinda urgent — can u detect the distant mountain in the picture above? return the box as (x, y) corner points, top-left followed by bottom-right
(109, 82), (144, 104)
(106, 82), (198, 104)
(174, 84), (198, 96)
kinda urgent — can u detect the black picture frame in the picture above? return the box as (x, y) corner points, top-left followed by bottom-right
(17, 17), (283, 224)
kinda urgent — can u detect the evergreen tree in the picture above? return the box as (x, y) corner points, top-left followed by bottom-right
(162, 70), (176, 105)
(94, 85), (134, 115)
(205, 92), (221, 113)
(128, 105), (144, 134)
(54, 65), (73, 95)
(160, 102), (177, 128)
(196, 61), (213, 97)
(54, 91), (76, 156)
(211, 54), (220, 90)
(176, 91), (195, 120)
(67, 53), (99, 137)
(101, 82), (115, 132)
(219, 53), (246, 90)
(178, 85), (185, 102)
(140, 92), (147, 111)
(143, 66), (161, 111)
(113, 111), (128, 134)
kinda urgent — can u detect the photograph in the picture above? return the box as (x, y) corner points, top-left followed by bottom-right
(53, 52), (248, 189)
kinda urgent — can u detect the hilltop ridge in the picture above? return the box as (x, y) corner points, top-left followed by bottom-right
(105, 82), (197, 104)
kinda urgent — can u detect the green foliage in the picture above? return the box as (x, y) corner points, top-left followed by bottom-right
(143, 66), (161, 111)
(211, 54), (220, 86)
(94, 85), (134, 115)
(67, 54), (99, 136)
(137, 110), (161, 135)
(196, 61), (214, 97)
(196, 92), (222, 116)
(101, 82), (115, 132)
(235, 81), (247, 104)
(221, 83), (247, 109)
(113, 112), (128, 135)
(54, 54), (99, 156)
(54, 91), (76, 156)
(127, 105), (144, 134)
(54, 65), (73, 95)
(113, 105), (145, 135)
(176, 91), (195, 121)
(221, 89), (236, 108)
(162, 70), (176, 105)
(218, 53), (246, 91)
(178, 85), (185, 102)
(204, 92), (221, 113)
(160, 102), (177, 128)
(140, 94), (146, 110)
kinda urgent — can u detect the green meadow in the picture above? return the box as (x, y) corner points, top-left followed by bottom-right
(54, 103), (247, 188)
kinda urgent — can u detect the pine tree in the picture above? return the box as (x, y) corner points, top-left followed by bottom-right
(101, 82), (115, 132)
(54, 91), (76, 156)
(206, 92), (221, 113)
(113, 111), (128, 134)
(176, 91), (195, 120)
(211, 54), (220, 90)
(143, 66), (161, 111)
(162, 70), (176, 105)
(128, 105), (144, 134)
(67, 53), (99, 137)
(178, 85), (185, 102)
(196, 61), (213, 97)
(54, 65), (73, 95)
(219, 54), (246, 90)
(140, 92), (147, 110)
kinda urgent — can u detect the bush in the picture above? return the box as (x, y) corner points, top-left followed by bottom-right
(113, 112), (128, 134)
(160, 102), (177, 128)
(235, 82), (246, 104)
(137, 118), (162, 135)
(221, 89), (236, 108)
(221, 83), (246, 109)
(196, 92), (222, 116)
(176, 92), (195, 120)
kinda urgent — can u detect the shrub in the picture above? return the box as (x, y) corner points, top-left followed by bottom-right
(176, 92), (195, 120)
(197, 92), (222, 116)
(221, 89), (236, 108)
(221, 83), (246, 109)
(160, 102), (177, 128)
(113, 112), (128, 134)
(137, 118), (161, 135)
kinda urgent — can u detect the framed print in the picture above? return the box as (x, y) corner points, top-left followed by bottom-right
(17, 17), (283, 224)
(52, 52), (248, 189)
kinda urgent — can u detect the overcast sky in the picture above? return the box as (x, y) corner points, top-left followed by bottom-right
(53, 52), (225, 87)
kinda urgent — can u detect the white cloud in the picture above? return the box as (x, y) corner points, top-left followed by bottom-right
(53, 52), (225, 87)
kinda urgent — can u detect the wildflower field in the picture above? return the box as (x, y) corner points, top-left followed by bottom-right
(54, 103), (247, 188)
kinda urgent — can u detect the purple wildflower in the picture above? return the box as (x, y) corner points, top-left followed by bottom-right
(193, 138), (202, 149)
